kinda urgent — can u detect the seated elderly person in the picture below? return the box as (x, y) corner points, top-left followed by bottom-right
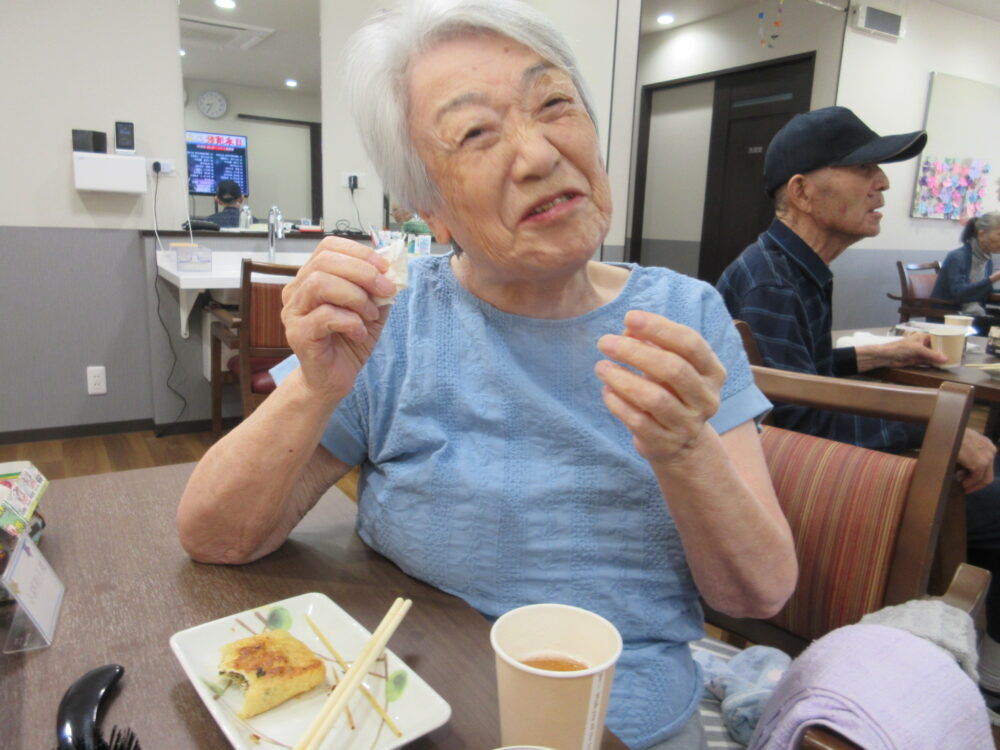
(931, 212), (1000, 334)
(176, 1), (797, 748)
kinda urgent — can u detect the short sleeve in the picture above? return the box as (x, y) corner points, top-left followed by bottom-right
(698, 286), (772, 434)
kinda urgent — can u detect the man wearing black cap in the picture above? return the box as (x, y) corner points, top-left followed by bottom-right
(717, 106), (1000, 719)
(206, 179), (248, 228)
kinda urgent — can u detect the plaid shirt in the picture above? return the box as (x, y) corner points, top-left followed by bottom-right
(716, 217), (921, 452)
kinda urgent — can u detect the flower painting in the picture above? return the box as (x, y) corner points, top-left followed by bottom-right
(912, 156), (991, 221)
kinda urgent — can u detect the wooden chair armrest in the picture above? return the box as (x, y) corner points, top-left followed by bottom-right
(934, 562), (991, 633)
(800, 728), (862, 750)
(205, 302), (240, 328)
(885, 293), (956, 307)
(210, 320), (240, 348)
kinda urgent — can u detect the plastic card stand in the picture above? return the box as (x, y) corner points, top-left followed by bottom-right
(172, 241), (212, 272)
(1, 534), (65, 653)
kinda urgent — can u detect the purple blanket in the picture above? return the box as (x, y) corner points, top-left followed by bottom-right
(748, 624), (991, 750)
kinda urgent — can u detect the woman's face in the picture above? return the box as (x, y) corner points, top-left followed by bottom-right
(978, 223), (1000, 254)
(406, 33), (612, 282)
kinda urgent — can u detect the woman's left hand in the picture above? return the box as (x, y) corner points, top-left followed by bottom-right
(595, 310), (727, 463)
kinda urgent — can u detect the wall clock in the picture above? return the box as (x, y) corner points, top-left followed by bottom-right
(197, 90), (228, 119)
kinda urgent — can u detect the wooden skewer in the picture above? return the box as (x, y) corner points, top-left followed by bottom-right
(295, 598), (412, 750)
(304, 614), (402, 737)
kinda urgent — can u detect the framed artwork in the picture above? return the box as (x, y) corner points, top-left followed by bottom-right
(911, 72), (1000, 221)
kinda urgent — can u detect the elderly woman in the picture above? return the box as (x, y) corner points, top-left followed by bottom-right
(931, 212), (1000, 332)
(176, 1), (796, 747)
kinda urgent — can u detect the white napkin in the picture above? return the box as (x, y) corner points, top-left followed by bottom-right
(835, 331), (902, 348)
(372, 238), (408, 306)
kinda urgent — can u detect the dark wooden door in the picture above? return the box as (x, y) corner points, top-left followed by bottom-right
(698, 56), (814, 284)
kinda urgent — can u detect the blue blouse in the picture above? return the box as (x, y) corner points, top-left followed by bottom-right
(272, 254), (769, 748)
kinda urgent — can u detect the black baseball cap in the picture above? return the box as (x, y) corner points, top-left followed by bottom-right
(763, 106), (927, 196)
(216, 179), (242, 202)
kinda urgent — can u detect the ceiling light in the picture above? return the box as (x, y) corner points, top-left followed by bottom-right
(214, 0), (236, 9)
(285, 79), (298, 88)
(179, 48), (186, 56)
(657, 13), (676, 25)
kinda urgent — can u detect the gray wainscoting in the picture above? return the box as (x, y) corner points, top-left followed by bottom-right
(0, 224), (949, 439)
(0, 226), (153, 435)
(639, 239), (701, 278)
(829, 247), (949, 331)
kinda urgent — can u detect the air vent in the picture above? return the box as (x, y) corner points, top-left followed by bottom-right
(850, 5), (905, 39)
(179, 15), (275, 51)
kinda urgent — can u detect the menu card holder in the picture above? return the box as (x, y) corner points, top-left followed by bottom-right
(1, 534), (64, 653)
(173, 241), (212, 271)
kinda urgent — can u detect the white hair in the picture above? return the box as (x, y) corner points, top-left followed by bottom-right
(343, 0), (597, 215)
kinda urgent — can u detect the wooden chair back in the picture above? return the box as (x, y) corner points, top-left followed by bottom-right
(237, 259), (298, 418)
(734, 319), (763, 366)
(887, 260), (953, 322)
(705, 366), (973, 656)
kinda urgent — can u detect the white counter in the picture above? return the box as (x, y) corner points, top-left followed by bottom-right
(156, 249), (312, 338)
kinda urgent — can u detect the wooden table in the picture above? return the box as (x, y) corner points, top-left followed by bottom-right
(836, 328), (1000, 437)
(0, 464), (627, 749)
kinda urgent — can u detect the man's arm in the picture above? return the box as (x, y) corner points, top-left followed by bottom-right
(854, 333), (947, 372)
(731, 285), (923, 452)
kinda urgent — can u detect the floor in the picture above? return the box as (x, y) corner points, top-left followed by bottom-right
(0, 428), (359, 499)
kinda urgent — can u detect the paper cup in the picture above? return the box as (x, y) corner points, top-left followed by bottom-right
(929, 325), (967, 366)
(945, 314), (974, 329)
(491, 604), (622, 750)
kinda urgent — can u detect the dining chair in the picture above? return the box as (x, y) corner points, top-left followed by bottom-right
(208, 302), (240, 436)
(734, 319), (764, 367)
(208, 260), (298, 434)
(886, 260), (954, 323)
(693, 366), (976, 748)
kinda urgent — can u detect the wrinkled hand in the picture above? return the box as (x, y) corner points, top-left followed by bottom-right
(280, 237), (398, 404)
(956, 428), (997, 493)
(856, 334), (947, 371)
(595, 310), (726, 463)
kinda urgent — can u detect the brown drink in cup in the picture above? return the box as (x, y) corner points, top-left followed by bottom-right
(491, 603), (622, 750)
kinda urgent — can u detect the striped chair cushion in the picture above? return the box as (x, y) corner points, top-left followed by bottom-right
(760, 426), (916, 639)
(250, 281), (290, 348)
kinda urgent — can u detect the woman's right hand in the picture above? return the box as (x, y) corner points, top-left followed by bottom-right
(280, 237), (398, 406)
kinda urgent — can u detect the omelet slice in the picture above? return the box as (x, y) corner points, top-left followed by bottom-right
(219, 629), (326, 718)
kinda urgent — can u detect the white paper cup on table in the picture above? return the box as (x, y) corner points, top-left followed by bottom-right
(929, 325), (968, 366)
(945, 314), (975, 329)
(491, 603), (622, 750)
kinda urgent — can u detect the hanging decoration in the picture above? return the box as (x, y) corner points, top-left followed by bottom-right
(758, 0), (786, 48)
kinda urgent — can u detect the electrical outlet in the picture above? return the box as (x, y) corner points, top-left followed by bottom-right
(86, 366), (107, 395)
(341, 172), (364, 189)
(151, 159), (175, 175)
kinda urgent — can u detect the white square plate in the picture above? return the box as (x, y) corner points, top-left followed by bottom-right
(170, 592), (451, 749)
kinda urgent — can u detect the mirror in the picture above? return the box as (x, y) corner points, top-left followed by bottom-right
(178, 0), (321, 225)
(911, 72), (1000, 221)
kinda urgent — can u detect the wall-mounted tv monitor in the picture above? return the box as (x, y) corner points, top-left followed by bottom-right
(186, 130), (249, 197)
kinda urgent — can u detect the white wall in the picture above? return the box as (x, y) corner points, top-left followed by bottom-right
(183, 77), (320, 223)
(630, 1), (847, 249)
(0, 0), (188, 230)
(637, 1), (846, 106)
(837, 0), (1000, 252)
(319, 0), (637, 244)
